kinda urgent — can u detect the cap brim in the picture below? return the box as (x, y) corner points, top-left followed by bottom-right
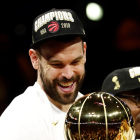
(30, 34), (86, 49)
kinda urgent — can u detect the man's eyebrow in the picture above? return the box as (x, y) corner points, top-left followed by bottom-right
(48, 55), (83, 63)
(73, 55), (83, 60)
(71, 55), (84, 62)
(48, 59), (61, 63)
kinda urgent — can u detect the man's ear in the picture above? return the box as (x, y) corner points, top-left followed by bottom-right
(83, 42), (87, 62)
(29, 49), (39, 70)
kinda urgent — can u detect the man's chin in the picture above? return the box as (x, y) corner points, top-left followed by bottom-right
(60, 96), (76, 105)
(58, 92), (77, 105)
(136, 133), (140, 139)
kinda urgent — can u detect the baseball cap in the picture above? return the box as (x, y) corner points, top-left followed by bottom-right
(31, 8), (86, 49)
(101, 66), (140, 94)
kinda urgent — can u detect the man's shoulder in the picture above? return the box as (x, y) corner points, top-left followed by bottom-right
(0, 108), (52, 140)
(0, 85), (35, 117)
(8, 84), (37, 107)
(1, 83), (50, 119)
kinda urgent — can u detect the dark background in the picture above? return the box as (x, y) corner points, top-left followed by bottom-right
(0, 0), (140, 114)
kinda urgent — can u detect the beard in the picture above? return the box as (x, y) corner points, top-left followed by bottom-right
(39, 64), (85, 105)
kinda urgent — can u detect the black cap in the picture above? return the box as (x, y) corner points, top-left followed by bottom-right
(101, 66), (140, 94)
(31, 8), (86, 49)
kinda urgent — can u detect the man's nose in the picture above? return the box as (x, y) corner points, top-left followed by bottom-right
(61, 65), (74, 79)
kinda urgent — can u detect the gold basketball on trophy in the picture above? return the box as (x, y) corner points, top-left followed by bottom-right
(64, 92), (136, 140)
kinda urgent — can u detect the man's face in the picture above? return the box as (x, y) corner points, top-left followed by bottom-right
(37, 37), (86, 105)
(118, 90), (140, 138)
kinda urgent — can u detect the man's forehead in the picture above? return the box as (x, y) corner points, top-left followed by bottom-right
(118, 88), (140, 96)
(40, 37), (83, 53)
(39, 40), (83, 60)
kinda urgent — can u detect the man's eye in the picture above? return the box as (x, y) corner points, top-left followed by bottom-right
(128, 97), (136, 103)
(51, 64), (63, 67)
(71, 60), (80, 65)
(136, 96), (140, 102)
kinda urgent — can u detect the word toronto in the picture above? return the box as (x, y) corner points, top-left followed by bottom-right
(34, 11), (74, 32)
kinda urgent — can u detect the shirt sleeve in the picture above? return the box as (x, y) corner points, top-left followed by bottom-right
(0, 110), (51, 140)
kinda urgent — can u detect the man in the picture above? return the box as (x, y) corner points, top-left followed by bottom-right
(0, 8), (86, 140)
(101, 66), (140, 139)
